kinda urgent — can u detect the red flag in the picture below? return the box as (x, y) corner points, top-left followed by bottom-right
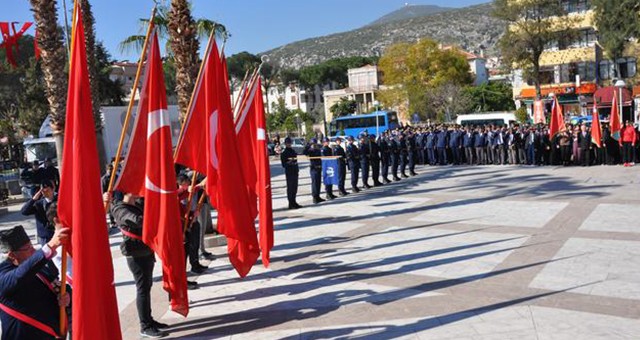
(549, 96), (566, 137)
(0, 22), (17, 67)
(116, 30), (189, 316)
(591, 102), (602, 148)
(58, 5), (121, 339)
(234, 75), (260, 218)
(253, 79), (274, 267)
(610, 90), (621, 141)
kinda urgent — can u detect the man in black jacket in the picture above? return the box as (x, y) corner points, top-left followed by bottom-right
(107, 192), (169, 338)
(578, 124), (592, 166)
(20, 180), (57, 246)
(281, 138), (302, 209)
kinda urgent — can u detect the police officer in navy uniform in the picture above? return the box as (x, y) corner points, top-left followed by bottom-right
(368, 134), (383, 186)
(321, 138), (337, 200)
(345, 136), (361, 193)
(0, 225), (70, 340)
(406, 130), (418, 176)
(389, 132), (401, 181)
(379, 132), (391, 184)
(358, 134), (372, 189)
(333, 137), (349, 196)
(281, 137), (302, 209)
(398, 133), (409, 178)
(304, 138), (325, 204)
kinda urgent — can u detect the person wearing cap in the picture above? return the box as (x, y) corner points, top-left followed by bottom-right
(368, 134), (383, 186)
(321, 138), (337, 200)
(19, 161), (43, 199)
(358, 134), (372, 189)
(41, 158), (60, 188)
(0, 225), (70, 339)
(333, 137), (349, 196)
(379, 132), (391, 184)
(281, 137), (302, 209)
(389, 132), (401, 181)
(304, 138), (325, 204)
(20, 180), (57, 246)
(398, 133), (409, 178)
(345, 136), (361, 193)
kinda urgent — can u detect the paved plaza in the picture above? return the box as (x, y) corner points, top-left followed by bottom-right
(2, 162), (640, 339)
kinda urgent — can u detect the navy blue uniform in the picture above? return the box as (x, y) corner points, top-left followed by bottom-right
(390, 138), (400, 180)
(0, 249), (62, 340)
(333, 143), (348, 195)
(369, 139), (382, 185)
(379, 137), (391, 182)
(399, 137), (408, 177)
(321, 145), (335, 198)
(359, 140), (371, 188)
(435, 130), (448, 165)
(304, 145), (323, 201)
(20, 196), (57, 246)
(407, 134), (417, 175)
(426, 132), (436, 165)
(280, 147), (299, 207)
(449, 130), (462, 165)
(345, 142), (360, 191)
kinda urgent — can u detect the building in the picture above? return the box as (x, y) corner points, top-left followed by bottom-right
(109, 61), (138, 101)
(323, 65), (382, 122)
(441, 46), (489, 86)
(510, 0), (639, 120)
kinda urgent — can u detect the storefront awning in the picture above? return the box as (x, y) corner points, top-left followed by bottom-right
(594, 86), (633, 108)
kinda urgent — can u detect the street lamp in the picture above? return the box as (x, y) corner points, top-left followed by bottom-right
(614, 79), (625, 123)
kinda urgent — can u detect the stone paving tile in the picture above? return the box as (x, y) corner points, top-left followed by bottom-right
(529, 238), (640, 300)
(579, 203), (640, 233)
(411, 200), (568, 228)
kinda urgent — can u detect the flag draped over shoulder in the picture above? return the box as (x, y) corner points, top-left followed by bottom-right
(115, 30), (189, 316)
(174, 39), (260, 278)
(610, 90), (621, 141)
(591, 102), (602, 148)
(58, 4), (121, 339)
(235, 77), (274, 267)
(549, 96), (566, 137)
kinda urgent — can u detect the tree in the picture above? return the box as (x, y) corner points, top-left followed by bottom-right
(260, 62), (279, 115)
(425, 82), (474, 122)
(329, 97), (357, 118)
(17, 60), (50, 135)
(514, 106), (529, 123)
(79, 0), (102, 131)
(377, 39), (474, 120)
(94, 42), (126, 106)
(121, 3), (228, 118)
(29, 0), (68, 157)
(465, 82), (516, 112)
(493, 0), (577, 99)
(592, 0), (640, 78)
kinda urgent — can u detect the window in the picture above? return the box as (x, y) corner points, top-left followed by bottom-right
(600, 58), (637, 79)
(577, 62), (596, 81)
(539, 66), (555, 85)
(562, 0), (591, 13)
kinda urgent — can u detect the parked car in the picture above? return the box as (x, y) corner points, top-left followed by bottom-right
(281, 137), (306, 155)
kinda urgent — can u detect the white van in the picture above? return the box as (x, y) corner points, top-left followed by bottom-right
(456, 112), (516, 126)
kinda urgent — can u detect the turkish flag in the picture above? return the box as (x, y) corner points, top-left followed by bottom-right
(58, 5), (121, 339)
(591, 102), (602, 148)
(116, 29), (189, 316)
(610, 90), (622, 141)
(235, 77), (274, 267)
(549, 96), (566, 137)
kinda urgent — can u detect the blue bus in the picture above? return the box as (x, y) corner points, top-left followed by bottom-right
(329, 111), (400, 138)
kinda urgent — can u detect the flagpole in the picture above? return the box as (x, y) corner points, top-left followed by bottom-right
(233, 57), (266, 125)
(233, 69), (252, 117)
(104, 5), (157, 212)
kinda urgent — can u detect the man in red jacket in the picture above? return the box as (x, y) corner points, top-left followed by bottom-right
(620, 121), (637, 167)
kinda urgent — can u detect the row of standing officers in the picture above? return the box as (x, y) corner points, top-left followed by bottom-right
(280, 132), (419, 209)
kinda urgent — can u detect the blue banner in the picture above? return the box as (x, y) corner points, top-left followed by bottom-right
(322, 158), (340, 185)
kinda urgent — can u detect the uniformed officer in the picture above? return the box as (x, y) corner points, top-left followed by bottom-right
(389, 132), (401, 181)
(0, 225), (70, 340)
(399, 133), (409, 178)
(406, 130), (418, 176)
(304, 138), (325, 204)
(321, 138), (337, 200)
(345, 136), (361, 193)
(280, 137), (302, 209)
(359, 134), (371, 189)
(333, 137), (349, 196)
(368, 134), (383, 186)
(379, 132), (391, 184)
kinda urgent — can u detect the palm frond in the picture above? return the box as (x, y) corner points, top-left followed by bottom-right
(196, 19), (230, 41)
(118, 35), (146, 54)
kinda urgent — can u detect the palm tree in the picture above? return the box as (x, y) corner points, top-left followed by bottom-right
(29, 0), (68, 157)
(120, 3), (228, 118)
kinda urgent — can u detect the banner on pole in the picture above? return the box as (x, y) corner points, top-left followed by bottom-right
(322, 158), (340, 185)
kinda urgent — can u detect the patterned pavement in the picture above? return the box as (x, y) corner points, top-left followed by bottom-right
(2, 162), (640, 339)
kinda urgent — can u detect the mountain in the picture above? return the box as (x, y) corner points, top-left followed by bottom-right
(368, 4), (453, 26)
(262, 2), (503, 69)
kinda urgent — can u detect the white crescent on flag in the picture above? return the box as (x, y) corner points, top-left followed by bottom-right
(147, 109), (170, 139)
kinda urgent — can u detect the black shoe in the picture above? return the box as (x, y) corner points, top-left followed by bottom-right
(191, 265), (206, 274)
(352, 187), (360, 193)
(393, 177), (401, 181)
(288, 203), (300, 210)
(187, 281), (199, 290)
(294, 203), (303, 209)
(313, 197), (326, 204)
(401, 174), (409, 178)
(140, 327), (168, 338)
(152, 321), (170, 330)
(373, 182), (383, 187)
(410, 172), (418, 176)
(363, 184), (372, 189)
(329, 194), (338, 199)
(325, 195), (334, 201)
(339, 191), (349, 196)
(383, 178), (391, 184)
(200, 252), (216, 261)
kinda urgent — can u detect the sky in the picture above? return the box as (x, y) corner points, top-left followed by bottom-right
(5, 0), (488, 61)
